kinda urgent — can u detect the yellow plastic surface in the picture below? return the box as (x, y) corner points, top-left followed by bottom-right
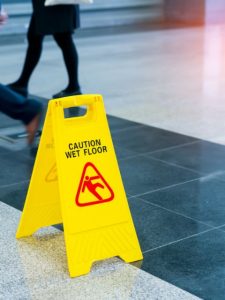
(16, 95), (143, 277)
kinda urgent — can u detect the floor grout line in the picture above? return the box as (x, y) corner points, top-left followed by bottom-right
(128, 177), (202, 199)
(111, 124), (145, 134)
(142, 227), (217, 254)
(145, 155), (225, 185)
(143, 222), (225, 254)
(142, 140), (200, 156)
(118, 152), (143, 161)
(214, 225), (225, 233)
(135, 197), (216, 229)
(0, 179), (29, 190)
(144, 155), (206, 175)
(117, 141), (201, 163)
(118, 146), (225, 186)
(118, 149), (208, 184)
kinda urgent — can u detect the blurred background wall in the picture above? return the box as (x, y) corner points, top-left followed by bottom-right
(1, 0), (164, 39)
(1, 0), (225, 43)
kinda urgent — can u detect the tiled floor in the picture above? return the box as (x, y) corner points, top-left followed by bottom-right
(1, 22), (225, 299)
(1, 110), (225, 299)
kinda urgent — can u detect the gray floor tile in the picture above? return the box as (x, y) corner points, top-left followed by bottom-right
(211, 171), (225, 183)
(218, 225), (225, 232)
(140, 178), (225, 227)
(0, 152), (33, 186)
(149, 141), (225, 176)
(113, 144), (138, 160)
(0, 181), (28, 211)
(119, 155), (200, 196)
(107, 115), (141, 132)
(112, 126), (198, 154)
(0, 146), (9, 155)
(141, 229), (225, 300)
(128, 197), (209, 252)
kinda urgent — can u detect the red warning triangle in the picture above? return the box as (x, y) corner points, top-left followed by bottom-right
(75, 162), (114, 207)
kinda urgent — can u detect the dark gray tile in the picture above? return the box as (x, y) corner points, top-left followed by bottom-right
(129, 197), (209, 252)
(107, 115), (141, 132)
(0, 146), (9, 155)
(141, 229), (225, 300)
(119, 155), (200, 196)
(113, 144), (138, 160)
(212, 171), (225, 183)
(219, 225), (225, 232)
(0, 181), (29, 211)
(0, 139), (35, 157)
(0, 152), (34, 186)
(111, 126), (198, 154)
(149, 140), (225, 175)
(140, 178), (225, 227)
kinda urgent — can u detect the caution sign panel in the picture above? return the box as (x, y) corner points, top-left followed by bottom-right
(16, 95), (143, 277)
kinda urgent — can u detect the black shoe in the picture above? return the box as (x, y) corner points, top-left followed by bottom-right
(52, 89), (82, 99)
(7, 83), (28, 98)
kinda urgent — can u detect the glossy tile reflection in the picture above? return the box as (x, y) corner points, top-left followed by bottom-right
(142, 230), (225, 300)
(140, 178), (225, 227)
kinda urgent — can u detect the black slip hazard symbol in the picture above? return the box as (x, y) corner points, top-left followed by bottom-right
(75, 162), (114, 207)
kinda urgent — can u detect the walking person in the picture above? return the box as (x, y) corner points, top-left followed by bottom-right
(8, 0), (81, 99)
(1, 2), (42, 146)
(0, 84), (42, 145)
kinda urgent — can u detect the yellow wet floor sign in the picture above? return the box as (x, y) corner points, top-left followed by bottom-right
(16, 95), (143, 277)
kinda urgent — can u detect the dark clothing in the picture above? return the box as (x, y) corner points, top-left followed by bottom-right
(0, 84), (42, 125)
(53, 32), (80, 91)
(31, 0), (79, 35)
(17, 27), (80, 92)
(11, 1), (81, 94)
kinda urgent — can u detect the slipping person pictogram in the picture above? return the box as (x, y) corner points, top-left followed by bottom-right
(76, 162), (114, 207)
(82, 176), (104, 201)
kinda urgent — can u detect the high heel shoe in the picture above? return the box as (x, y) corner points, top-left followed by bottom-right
(52, 89), (82, 99)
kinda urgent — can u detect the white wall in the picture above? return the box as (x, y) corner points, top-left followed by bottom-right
(205, 0), (225, 23)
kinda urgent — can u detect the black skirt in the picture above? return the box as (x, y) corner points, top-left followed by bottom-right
(31, 0), (80, 35)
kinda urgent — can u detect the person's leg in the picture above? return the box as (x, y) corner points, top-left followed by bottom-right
(0, 84), (43, 145)
(53, 32), (81, 98)
(8, 17), (44, 97)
